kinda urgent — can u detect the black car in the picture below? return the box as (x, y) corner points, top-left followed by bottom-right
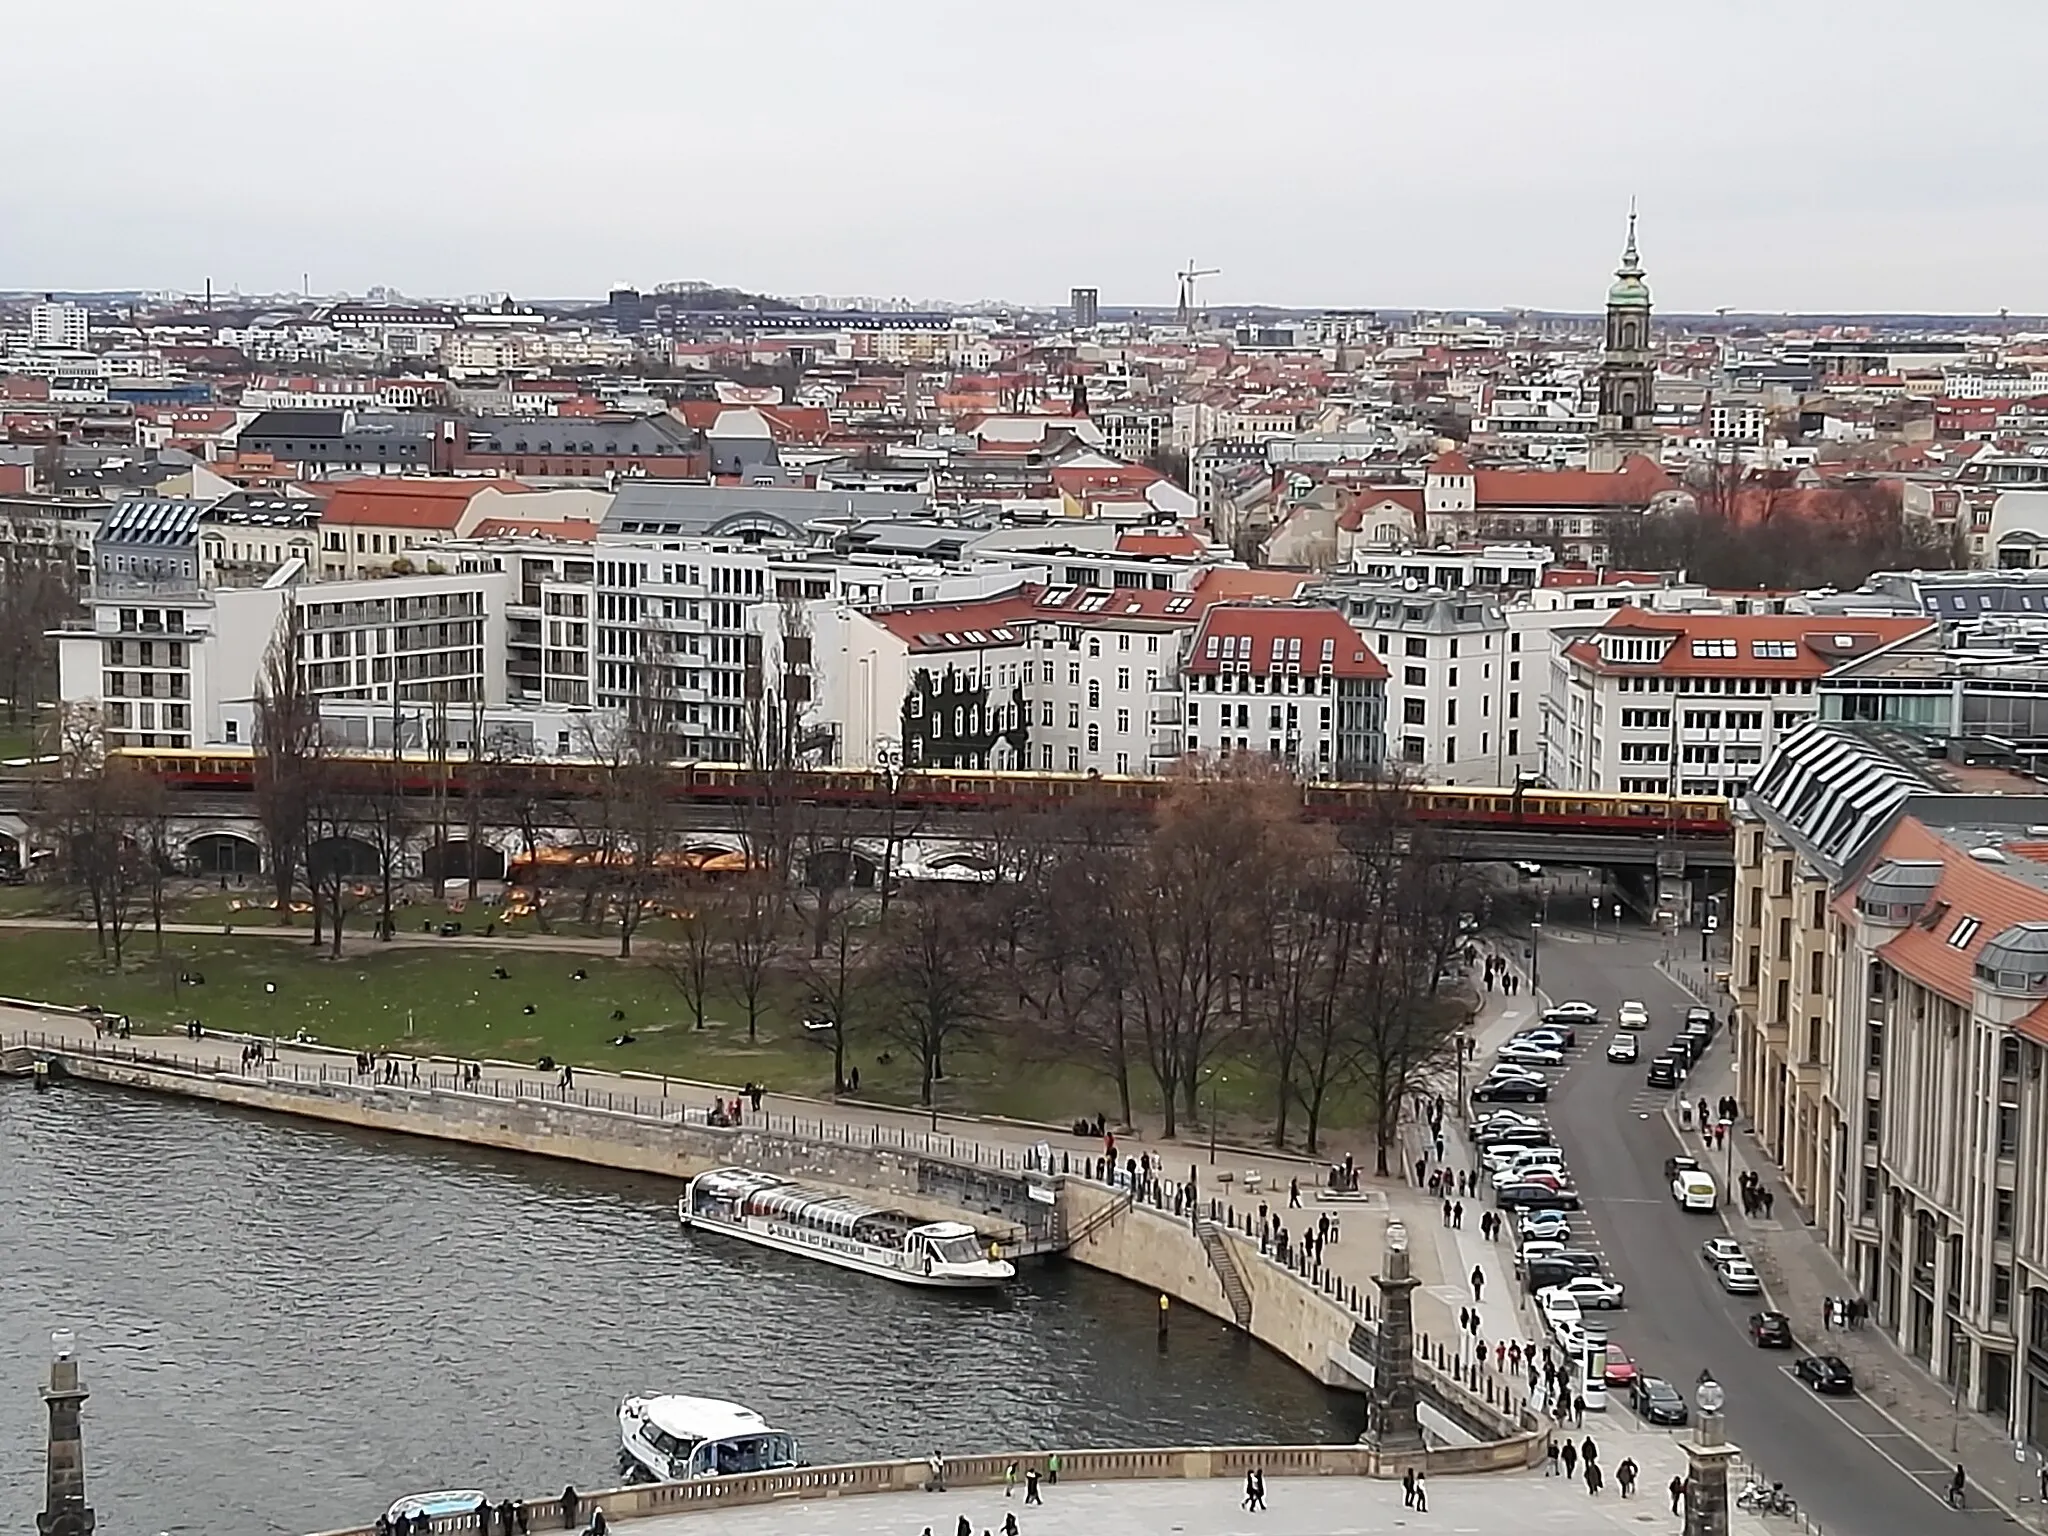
(1532, 1249), (1604, 1277)
(1685, 1006), (1717, 1035)
(1474, 1078), (1549, 1104)
(1631, 1375), (1689, 1425)
(1794, 1354), (1855, 1394)
(1523, 1259), (1584, 1293)
(1495, 1181), (1580, 1210)
(1669, 1033), (1704, 1066)
(1646, 1056), (1683, 1088)
(1750, 1311), (1794, 1349)
(1476, 1124), (1554, 1149)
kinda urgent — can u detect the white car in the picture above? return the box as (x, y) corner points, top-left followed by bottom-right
(1519, 1211), (1573, 1241)
(1485, 1143), (1564, 1173)
(1617, 1000), (1650, 1031)
(1545, 1000), (1600, 1024)
(1606, 1034), (1640, 1063)
(1537, 1286), (1585, 1335)
(1716, 1259), (1763, 1295)
(1554, 1274), (1626, 1310)
(1492, 1161), (1564, 1190)
(1497, 1042), (1565, 1066)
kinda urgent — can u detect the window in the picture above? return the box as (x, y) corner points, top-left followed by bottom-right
(1753, 640), (1799, 659)
(1947, 916), (1982, 950)
(1067, 704), (1080, 729)
(1088, 680), (1100, 709)
(1864, 1099), (1881, 1144)
(1689, 637), (1738, 658)
(1116, 667), (1130, 690)
(1404, 665), (1426, 687)
(1404, 638), (1426, 657)
(1116, 709), (1129, 732)
(1086, 724), (1099, 752)
(1403, 698), (1426, 725)
(1401, 735), (1424, 763)
(1995, 1188), (2015, 1240)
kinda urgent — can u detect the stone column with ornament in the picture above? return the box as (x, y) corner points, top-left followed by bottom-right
(1364, 1219), (1425, 1452)
(38, 1330), (96, 1536)
(1684, 1375), (1736, 1536)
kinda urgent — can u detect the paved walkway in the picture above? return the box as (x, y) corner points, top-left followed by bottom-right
(613, 1458), (1765, 1536)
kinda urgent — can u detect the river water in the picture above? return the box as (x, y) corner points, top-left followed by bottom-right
(0, 1083), (1355, 1536)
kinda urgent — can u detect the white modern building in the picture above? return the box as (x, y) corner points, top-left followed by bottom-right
(29, 300), (88, 351)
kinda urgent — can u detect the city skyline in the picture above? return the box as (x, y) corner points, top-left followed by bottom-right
(10, 1), (2048, 314)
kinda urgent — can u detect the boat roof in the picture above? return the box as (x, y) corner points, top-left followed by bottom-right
(388, 1492), (485, 1521)
(909, 1220), (977, 1239)
(631, 1394), (776, 1441)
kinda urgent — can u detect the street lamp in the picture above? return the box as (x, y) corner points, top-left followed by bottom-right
(1206, 1070), (1228, 1165)
(1529, 921), (1542, 991)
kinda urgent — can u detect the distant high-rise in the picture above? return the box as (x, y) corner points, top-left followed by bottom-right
(29, 298), (87, 351)
(608, 287), (645, 333)
(1590, 213), (1658, 473)
(1070, 287), (1099, 329)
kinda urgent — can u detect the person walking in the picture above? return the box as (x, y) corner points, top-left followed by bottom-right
(1669, 1475), (1686, 1515)
(1412, 1472), (1427, 1512)
(1617, 1458), (1637, 1498)
(1004, 1461), (1017, 1498)
(1471, 1264), (1485, 1302)
(1948, 1465), (1967, 1509)
(1585, 1461), (1603, 1497)
(1024, 1469), (1041, 1506)
(1573, 1393), (1586, 1427)
(956, 1516), (971, 1536)
(1546, 1441), (1560, 1477)
(1251, 1468), (1267, 1511)
(1403, 1468), (1417, 1508)
(1243, 1470), (1258, 1511)
(1047, 1453), (1061, 1486)
(1003, 1516), (1018, 1536)
(1561, 1440), (1578, 1480)
(1580, 1436), (1597, 1470)
(1289, 1178), (1301, 1209)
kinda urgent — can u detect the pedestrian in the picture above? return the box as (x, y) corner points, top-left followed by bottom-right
(1948, 1465), (1966, 1509)
(1617, 1458), (1637, 1498)
(1434, 1134), (1445, 1161)
(1252, 1468), (1267, 1511)
(1024, 1469), (1040, 1506)
(1004, 1460), (1016, 1498)
(1763, 1188), (1775, 1218)
(956, 1517), (971, 1536)
(476, 1499), (494, 1536)
(1546, 1441), (1560, 1477)
(1573, 1393), (1586, 1427)
(1460, 1305), (1472, 1333)
(1453, 1200), (1464, 1230)
(1412, 1471), (1427, 1512)
(1585, 1462), (1603, 1497)
(1669, 1475), (1686, 1515)
(1289, 1177), (1301, 1208)
(1403, 1467), (1417, 1507)
(1415, 1156), (1427, 1186)
(1561, 1440), (1578, 1479)
(1580, 1436), (1597, 1467)
(1442, 1197), (1452, 1225)
(1496, 1341), (1507, 1371)
(1047, 1452), (1061, 1486)
(1003, 1516), (1018, 1536)
(1244, 1470), (1258, 1511)
(559, 1487), (580, 1532)
(1821, 1297), (1833, 1331)
(1509, 1340), (1522, 1372)
(1471, 1263), (1485, 1302)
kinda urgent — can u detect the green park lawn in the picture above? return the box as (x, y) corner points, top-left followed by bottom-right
(0, 925), (1256, 1132)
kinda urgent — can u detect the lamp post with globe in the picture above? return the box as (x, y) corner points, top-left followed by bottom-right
(1683, 1374), (1737, 1536)
(1363, 1220), (1424, 1456)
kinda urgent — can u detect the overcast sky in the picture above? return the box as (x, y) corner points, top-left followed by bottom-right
(10, 1), (2044, 314)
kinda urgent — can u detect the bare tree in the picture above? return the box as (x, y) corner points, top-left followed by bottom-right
(36, 705), (161, 967)
(801, 892), (874, 1095)
(252, 603), (319, 920)
(304, 759), (376, 959)
(875, 885), (993, 1107)
(0, 536), (77, 739)
(723, 867), (785, 1044)
(656, 865), (726, 1031)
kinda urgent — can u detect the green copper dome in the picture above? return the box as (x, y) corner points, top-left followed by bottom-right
(1608, 213), (1650, 308)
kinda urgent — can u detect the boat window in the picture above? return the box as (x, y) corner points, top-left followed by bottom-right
(930, 1234), (985, 1265)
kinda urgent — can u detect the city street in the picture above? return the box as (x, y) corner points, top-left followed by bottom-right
(1519, 912), (2008, 1536)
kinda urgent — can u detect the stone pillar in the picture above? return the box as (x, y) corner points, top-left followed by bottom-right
(1364, 1220), (1424, 1452)
(1683, 1382), (1736, 1536)
(38, 1330), (95, 1536)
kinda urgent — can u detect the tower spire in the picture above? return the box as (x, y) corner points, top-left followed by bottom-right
(1620, 198), (1642, 273)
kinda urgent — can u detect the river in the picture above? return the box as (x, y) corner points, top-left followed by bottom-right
(0, 1083), (1355, 1536)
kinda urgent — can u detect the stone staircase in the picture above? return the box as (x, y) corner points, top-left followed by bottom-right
(1197, 1219), (1254, 1329)
(1061, 1187), (1132, 1248)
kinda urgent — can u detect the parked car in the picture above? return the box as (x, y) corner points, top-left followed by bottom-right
(1537, 1286), (1584, 1336)
(1631, 1375), (1689, 1425)
(1700, 1237), (1746, 1267)
(1794, 1354), (1856, 1394)
(1664, 1154), (1700, 1181)
(1496, 1180), (1578, 1209)
(1672, 1170), (1718, 1211)
(1685, 1006), (1717, 1034)
(1497, 1042), (1565, 1067)
(1602, 1343), (1639, 1387)
(1483, 1063), (1549, 1084)
(1477, 1123), (1555, 1149)
(1553, 1274), (1626, 1309)
(1474, 1079), (1548, 1104)
(1715, 1258), (1762, 1295)
(1470, 1109), (1546, 1141)
(1646, 1055), (1684, 1089)
(1508, 1028), (1574, 1052)
(1669, 1033), (1704, 1067)
(1617, 1000), (1650, 1031)
(1606, 1034), (1640, 1063)
(1545, 1000), (1600, 1024)
(1518, 1210), (1573, 1241)
(1749, 1311), (1794, 1348)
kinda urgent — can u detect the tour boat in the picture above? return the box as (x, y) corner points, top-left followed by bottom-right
(386, 1491), (487, 1524)
(679, 1166), (1015, 1289)
(617, 1394), (802, 1482)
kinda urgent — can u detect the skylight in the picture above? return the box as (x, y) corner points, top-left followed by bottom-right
(1948, 916), (1983, 950)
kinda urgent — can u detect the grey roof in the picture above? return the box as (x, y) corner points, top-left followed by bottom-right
(1746, 723), (1947, 878)
(243, 409), (346, 439)
(603, 482), (932, 542)
(97, 497), (213, 548)
(1977, 923), (2048, 976)
(459, 414), (698, 457)
(1858, 858), (1944, 907)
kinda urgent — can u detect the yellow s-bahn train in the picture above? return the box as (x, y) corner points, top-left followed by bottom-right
(105, 745), (1733, 838)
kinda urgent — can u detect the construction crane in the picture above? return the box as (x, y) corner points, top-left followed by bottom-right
(1176, 260), (1220, 329)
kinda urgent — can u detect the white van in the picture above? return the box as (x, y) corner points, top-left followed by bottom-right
(1576, 1331), (1609, 1412)
(1672, 1170), (1718, 1211)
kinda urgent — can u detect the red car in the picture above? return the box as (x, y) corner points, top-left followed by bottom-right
(1602, 1343), (1638, 1388)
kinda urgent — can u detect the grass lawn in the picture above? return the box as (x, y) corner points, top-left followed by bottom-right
(0, 926), (1212, 1129)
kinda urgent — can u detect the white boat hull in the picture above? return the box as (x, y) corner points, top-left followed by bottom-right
(680, 1205), (1008, 1289)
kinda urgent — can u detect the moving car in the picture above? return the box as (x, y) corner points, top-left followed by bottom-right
(1617, 1000), (1650, 1031)
(1630, 1375), (1689, 1425)
(1545, 1001), (1600, 1025)
(1496, 1042), (1565, 1067)
(1749, 1311), (1794, 1348)
(1602, 1343), (1638, 1387)
(1672, 1170), (1718, 1211)
(1646, 1055), (1684, 1089)
(1474, 1078), (1548, 1104)
(1537, 1286), (1584, 1336)
(1553, 1274), (1626, 1309)
(1496, 1180), (1578, 1210)
(1606, 1034), (1640, 1063)
(1715, 1258), (1762, 1295)
(1701, 1237), (1746, 1267)
(1793, 1355), (1856, 1395)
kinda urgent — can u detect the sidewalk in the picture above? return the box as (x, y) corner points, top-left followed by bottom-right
(1656, 966), (2048, 1528)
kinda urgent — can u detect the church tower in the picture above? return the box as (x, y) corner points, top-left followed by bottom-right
(1590, 211), (1658, 473)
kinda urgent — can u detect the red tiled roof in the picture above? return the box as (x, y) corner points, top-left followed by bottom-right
(468, 517), (597, 542)
(1471, 457), (1672, 508)
(1428, 450), (1473, 475)
(1541, 568), (1667, 588)
(1051, 464), (1163, 497)
(1192, 567), (1312, 603)
(1185, 604), (1386, 679)
(871, 581), (1226, 654)
(1562, 609), (1931, 678)
(318, 478), (526, 529)
(1116, 527), (1207, 558)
